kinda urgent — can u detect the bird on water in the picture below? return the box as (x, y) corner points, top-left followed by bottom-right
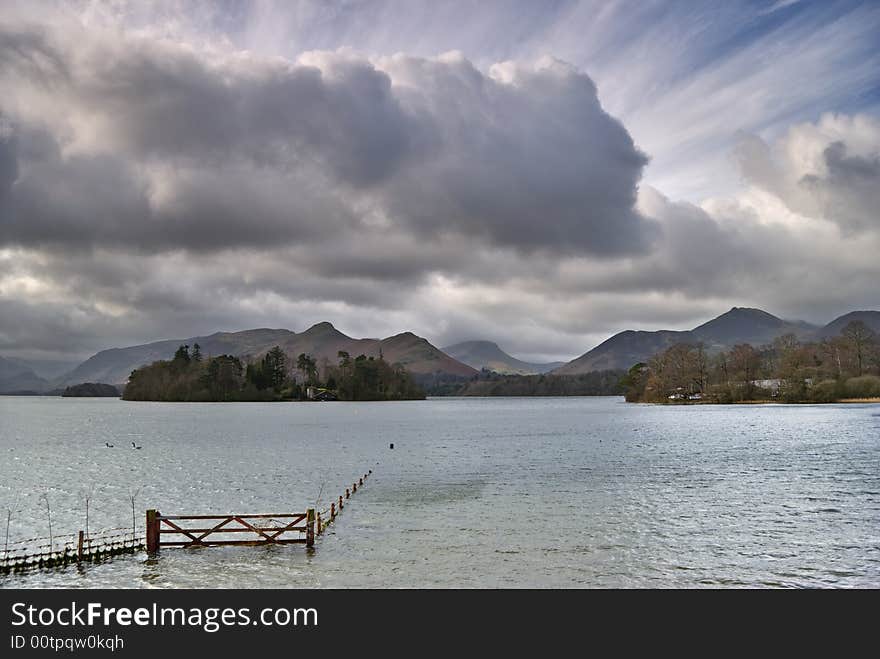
(131, 441), (142, 450)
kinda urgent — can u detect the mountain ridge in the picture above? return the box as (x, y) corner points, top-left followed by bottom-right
(3, 307), (878, 393)
(0, 356), (50, 394)
(552, 307), (878, 375)
(442, 340), (564, 375)
(52, 323), (476, 388)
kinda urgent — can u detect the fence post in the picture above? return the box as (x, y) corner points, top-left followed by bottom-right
(306, 508), (315, 548)
(146, 509), (160, 553)
(316, 511), (322, 535)
(77, 530), (84, 561)
(338, 495), (343, 510)
(330, 502), (336, 519)
(346, 488), (350, 499)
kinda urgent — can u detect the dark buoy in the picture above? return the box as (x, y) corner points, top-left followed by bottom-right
(389, 443), (394, 449)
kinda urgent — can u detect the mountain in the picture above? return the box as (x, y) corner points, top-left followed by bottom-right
(55, 328), (297, 388)
(4, 357), (81, 380)
(815, 311), (880, 339)
(691, 307), (815, 348)
(55, 323), (477, 387)
(552, 330), (695, 375)
(379, 332), (477, 377)
(442, 340), (564, 375)
(0, 356), (50, 393)
(552, 307), (835, 375)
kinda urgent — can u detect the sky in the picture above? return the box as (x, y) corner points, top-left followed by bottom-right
(1, 0), (879, 363)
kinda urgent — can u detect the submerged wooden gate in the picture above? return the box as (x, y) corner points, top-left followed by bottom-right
(146, 510), (315, 551)
(145, 470), (371, 554)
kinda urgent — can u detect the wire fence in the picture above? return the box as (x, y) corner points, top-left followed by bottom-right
(1, 470), (373, 574)
(2, 526), (145, 574)
(315, 470), (372, 536)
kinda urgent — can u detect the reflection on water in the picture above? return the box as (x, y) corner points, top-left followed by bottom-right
(1, 396), (878, 588)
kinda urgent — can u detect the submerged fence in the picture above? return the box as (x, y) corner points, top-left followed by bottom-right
(147, 469), (372, 551)
(1, 469), (373, 576)
(315, 470), (372, 538)
(1, 528), (145, 575)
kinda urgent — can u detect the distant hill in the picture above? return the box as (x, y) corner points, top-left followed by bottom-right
(691, 307), (815, 348)
(442, 341), (564, 375)
(55, 328), (297, 388)
(552, 307), (871, 375)
(55, 323), (476, 387)
(7, 308), (878, 391)
(4, 357), (81, 380)
(0, 357), (49, 393)
(815, 311), (880, 339)
(553, 330), (695, 375)
(379, 332), (477, 377)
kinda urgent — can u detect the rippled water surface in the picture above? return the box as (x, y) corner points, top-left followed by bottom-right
(1, 396), (878, 588)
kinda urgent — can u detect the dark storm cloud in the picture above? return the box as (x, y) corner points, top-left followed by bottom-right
(799, 140), (880, 234)
(0, 21), (655, 257)
(0, 132), (17, 202)
(378, 55), (655, 255)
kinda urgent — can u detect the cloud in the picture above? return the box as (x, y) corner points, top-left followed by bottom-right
(736, 113), (880, 234)
(0, 6), (878, 364)
(0, 19), (654, 257)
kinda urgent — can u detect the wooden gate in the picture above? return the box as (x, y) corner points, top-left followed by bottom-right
(146, 509), (315, 551)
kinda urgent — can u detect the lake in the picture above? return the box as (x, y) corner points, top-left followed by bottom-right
(1, 396), (878, 588)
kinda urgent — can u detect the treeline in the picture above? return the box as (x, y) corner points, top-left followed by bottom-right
(122, 344), (425, 401)
(327, 351), (426, 401)
(454, 369), (624, 397)
(623, 320), (880, 403)
(62, 382), (120, 397)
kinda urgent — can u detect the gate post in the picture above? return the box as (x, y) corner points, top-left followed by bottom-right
(146, 509), (160, 553)
(306, 508), (315, 548)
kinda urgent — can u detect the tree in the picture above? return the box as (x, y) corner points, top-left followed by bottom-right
(841, 321), (876, 377)
(192, 343), (202, 362)
(173, 344), (190, 364)
(728, 344), (761, 399)
(264, 346), (288, 391)
(326, 353), (424, 400)
(338, 350), (351, 377)
(296, 353), (317, 386)
(204, 355), (243, 400)
(819, 337), (844, 380)
(620, 362), (648, 402)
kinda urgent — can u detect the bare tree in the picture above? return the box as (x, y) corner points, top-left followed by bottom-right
(81, 484), (96, 549)
(4, 507), (12, 565)
(842, 321), (876, 377)
(39, 492), (53, 554)
(819, 337), (843, 379)
(3, 495), (21, 566)
(128, 487), (142, 541)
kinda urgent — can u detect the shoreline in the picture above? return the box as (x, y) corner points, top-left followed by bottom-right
(634, 397), (880, 405)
